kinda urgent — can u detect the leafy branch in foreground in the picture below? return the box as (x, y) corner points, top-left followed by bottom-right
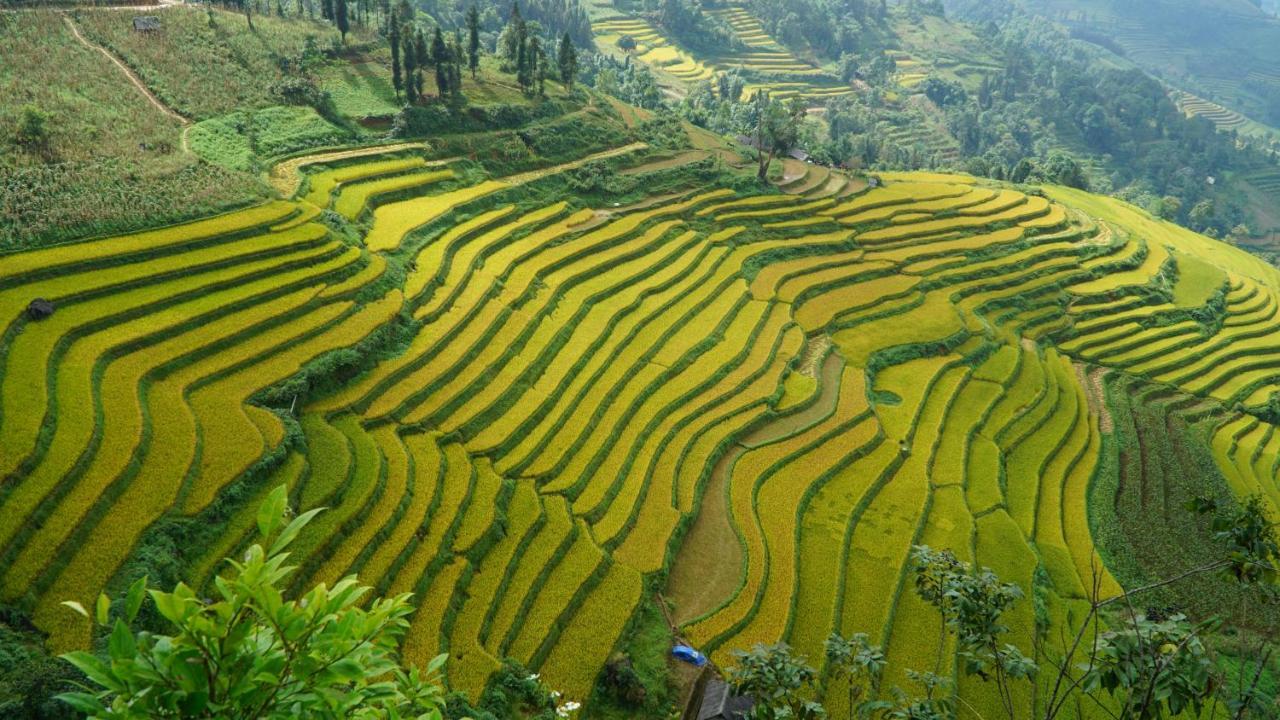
(56, 486), (447, 720)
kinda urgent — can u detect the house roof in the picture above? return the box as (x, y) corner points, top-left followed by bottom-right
(696, 678), (753, 720)
(133, 16), (161, 30)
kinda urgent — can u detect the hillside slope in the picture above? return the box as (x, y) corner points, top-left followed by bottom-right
(2, 109), (1279, 714)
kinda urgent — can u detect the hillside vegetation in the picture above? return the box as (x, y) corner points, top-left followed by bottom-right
(4, 1), (1280, 718)
(3, 97), (1280, 713)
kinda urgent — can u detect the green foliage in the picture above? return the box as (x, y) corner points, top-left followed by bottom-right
(444, 659), (572, 720)
(1080, 614), (1217, 720)
(13, 105), (51, 149)
(188, 106), (351, 172)
(910, 545), (1036, 719)
(0, 610), (80, 720)
(727, 643), (826, 720)
(55, 486), (448, 720)
(824, 632), (887, 718)
(1186, 494), (1280, 586)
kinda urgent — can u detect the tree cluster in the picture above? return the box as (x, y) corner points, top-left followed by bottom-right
(391, 3), (468, 105)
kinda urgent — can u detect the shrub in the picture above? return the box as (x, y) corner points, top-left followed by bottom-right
(55, 486), (448, 720)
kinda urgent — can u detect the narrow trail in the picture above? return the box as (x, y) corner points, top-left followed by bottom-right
(61, 12), (192, 151)
(666, 350), (846, 625)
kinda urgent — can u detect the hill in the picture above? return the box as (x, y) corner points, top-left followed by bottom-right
(3, 2), (1280, 718)
(0, 3), (581, 249)
(3, 107), (1280, 715)
(1007, 0), (1280, 129)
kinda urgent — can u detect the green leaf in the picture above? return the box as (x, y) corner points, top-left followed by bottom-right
(149, 589), (185, 625)
(269, 507), (324, 556)
(61, 651), (120, 691)
(258, 484), (289, 538)
(55, 692), (106, 715)
(95, 593), (111, 626)
(125, 575), (148, 623)
(108, 619), (136, 659)
(61, 600), (89, 618)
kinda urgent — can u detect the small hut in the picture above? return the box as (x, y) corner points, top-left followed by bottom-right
(695, 678), (753, 720)
(132, 16), (161, 32)
(26, 298), (54, 321)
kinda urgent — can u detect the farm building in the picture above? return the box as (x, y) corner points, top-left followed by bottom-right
(695, 678), (753, 720)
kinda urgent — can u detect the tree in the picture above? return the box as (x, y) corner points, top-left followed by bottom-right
(558, 32), (577, 91)
(727, 643), (825, 720)
(1009, 157), (1034, 183)
(503, 2), (525, 63)
(13, 104), (51, 150)
(402, 25), (418, 103)
(530, 35), (546, 96)
(432, 27), (449, 98)
(1081, 614), (1217, 720)
(335, 0), (349, 43)
(321, 0), (332, 20)
(238, 0), (255, 30)
(1038, 496), (1280, 720)
(824, 633), (886, 718)
(910, 546), (1037, 720)
(390, 20), (403, 100)
(753, 92), (804, 181)
(55, 486), (448, 720)
(516, 34), (532, 92)
(466, 5), (481, 79)
(413, 28), (428, 100)
(1157, 195), (1183, 220)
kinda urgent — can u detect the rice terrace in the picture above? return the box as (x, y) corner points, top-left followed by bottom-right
(3, 0), (1280, 718)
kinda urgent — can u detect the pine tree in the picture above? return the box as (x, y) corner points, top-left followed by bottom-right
(504, 2), (525, 62)
(531, 36), (546, 96)
(402, 25), (418, 103)
(414, 29), (429, 99)
(432, 27), (449, 98)
(390, 21), (403, 100)
(452, 29), (465, 97)
(335, 0), (349, 42)
(466, 5), (481, 79)
(516, 35), (529, 91)
(557, 32), (577, 90)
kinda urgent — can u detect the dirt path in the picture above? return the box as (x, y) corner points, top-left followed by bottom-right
(62, 12), (191, 148)
(500, 141), (649, 185)
(666, 350), (845, 625)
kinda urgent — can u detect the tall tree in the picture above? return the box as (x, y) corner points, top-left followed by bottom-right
(516, 33), (530, 91)
(402, 24), (418, 103)
(321, 0), (332, 20)
(414, 28), (429, 99)
(335, 0), (349, 42)
(752, 92), (804, 181)
(466, 5), (481, 79)
(532, 35), (546, 96)
(452, 29), (465, 97)
(238, 0), (255, 29)
(390, 20), (403, 100)
(432, 27), (450, 98)
(557, 32), (577, 90)
(504, 2), (525, 62)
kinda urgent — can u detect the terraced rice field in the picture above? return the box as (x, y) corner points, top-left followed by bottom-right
(5, 139), (1280, 716)
(1170, 89), (1248, 131)
(591, 7), (855, 102)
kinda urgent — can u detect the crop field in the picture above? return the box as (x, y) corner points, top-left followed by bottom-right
(591, 6), (855, 102)
(7, 129), (1280, 718)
